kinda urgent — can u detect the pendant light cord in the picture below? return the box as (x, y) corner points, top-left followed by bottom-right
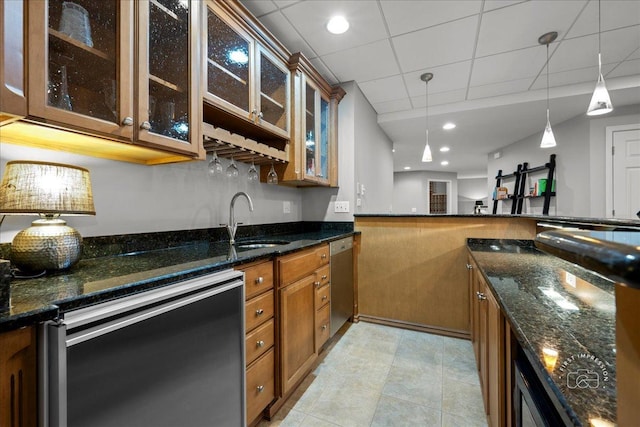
(598, 0), (601, 54)
(425, 78), (429, 142)
(546, 42), (550, 117)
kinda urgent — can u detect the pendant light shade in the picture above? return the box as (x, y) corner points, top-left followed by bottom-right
(539, 32), (557, 148)
(587, 0), (613, 116)
(420, 72), (433, 162)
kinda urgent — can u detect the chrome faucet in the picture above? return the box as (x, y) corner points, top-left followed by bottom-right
(226, 192), (254, 244)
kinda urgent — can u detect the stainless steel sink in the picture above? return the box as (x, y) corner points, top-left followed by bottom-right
(234, 239), (290, 250)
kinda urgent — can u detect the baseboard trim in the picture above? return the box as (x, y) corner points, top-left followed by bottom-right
(357, 314), (471, 340)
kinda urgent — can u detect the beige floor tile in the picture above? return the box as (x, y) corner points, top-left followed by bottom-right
(381, 363), (443, 410)
(370, 395), (442, 427)
(306, 383), (382, 427)
(441, 377), (486, 421)
(441, 411), (488, 427)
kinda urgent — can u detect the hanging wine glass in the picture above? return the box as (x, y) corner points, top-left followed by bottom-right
(267, 163), (278, 185)
(226, 156), (239, 179)
(208, 151), (223, 176)
(247, 159), (259, 183)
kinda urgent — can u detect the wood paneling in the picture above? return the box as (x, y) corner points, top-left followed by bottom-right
(616, 283), (640, 425)
(277, 244), (329, 287)
(0, 326), (37, 427)
(355, 216), (536, 335)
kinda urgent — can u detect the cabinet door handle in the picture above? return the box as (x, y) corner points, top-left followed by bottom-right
(257, 111), (263, 120)
(314, 281), (321, 287)
(321, 254), (327, 259)
(122, 116), (134, 126)
(466, 264), (473, 270)
(321, 324), (327, 330)
(140, 121), (151, 130)
(256, 309), (264, 315)
(477, 292), (486, 301)
(256, 385), (264, 392)
(322, 295), (328, 301)
(256, 340), (265, 348)
(321, 275), (328, 280)
(255, 276), (264, 284)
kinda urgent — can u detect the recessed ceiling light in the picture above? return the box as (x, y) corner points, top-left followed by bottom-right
(441, 161), (449, 166)
(403, 166), (411, 170)
(440, 146), (450, 152)
(327, 16), (349, 34)
(443, 122), (456, 130)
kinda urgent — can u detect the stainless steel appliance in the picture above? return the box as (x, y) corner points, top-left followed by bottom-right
(41, 269), (245, 427)
(330, 237), (354, 337)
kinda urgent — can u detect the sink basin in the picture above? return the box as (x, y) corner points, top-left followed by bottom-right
(234, 239), (290, 250)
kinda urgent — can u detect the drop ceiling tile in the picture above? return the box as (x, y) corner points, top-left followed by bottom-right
(607, 59), (640, 78)
(320, 39), (400, 83)
(529, 65), (617, 91)
(476, 1), (585, 57)
(308, 58), (339, 85)
(257, 11), (316, 59)
(240, 0), (278, 17)
(273, 1), (300, 8)
(392, 16), (478, 73)
(380, 0), (481, 37)
(468, 78), (536, 100)
(281, 1), (387, 56)
(471, 45), (550, 86)
(359, 75), (407, 104)
(566, 0), (640, 38)
(372, 98), (413, 114)
(483, 1), (526, 12)
(403, 61), (472, 97)
(411, 89), (467, 107)
(628, 48), (640, 61)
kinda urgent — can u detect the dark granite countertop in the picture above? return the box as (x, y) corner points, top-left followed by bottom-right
(535, 230), (640, 288)
(1, 226), (356, 333)
(468, 239), (616, 426)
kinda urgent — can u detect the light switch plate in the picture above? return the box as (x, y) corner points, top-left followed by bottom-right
(283, 201), (291, 214)
(334, 201), (350, 213)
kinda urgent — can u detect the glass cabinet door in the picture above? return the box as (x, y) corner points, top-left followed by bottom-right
(257, 46), (289, 136)
(205, 6), (252, 116)
(29, 0), (134, 138)
(143, 0), (190, 143)
(319, 97), (330, 180)
(305, 82), (317, 178)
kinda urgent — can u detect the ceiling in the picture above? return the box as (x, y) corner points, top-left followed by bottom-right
(238, 0), (640, 177)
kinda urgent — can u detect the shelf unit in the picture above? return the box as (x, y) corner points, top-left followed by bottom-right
(492, 154), (556, 215)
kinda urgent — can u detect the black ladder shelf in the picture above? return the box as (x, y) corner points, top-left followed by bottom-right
(492, 154), (556, 215)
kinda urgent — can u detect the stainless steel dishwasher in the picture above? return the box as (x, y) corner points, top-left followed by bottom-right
(41, 269), (245, 427)
(330, 237), (354, 336)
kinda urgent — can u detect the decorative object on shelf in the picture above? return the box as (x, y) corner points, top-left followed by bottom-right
(538, 31), (558, 148)
(474, 200), (486, 215)
(587, 0), (614, 116)
(0, 161), (96, 273)
(267, 163), (278, 185)
(49, 64), (73, 111)
(248, 160), (259, 183)
(207, 151), (223, 176)
(226, 156), (239, 179)
(59, 2), (93, 47)
(420, 72), (433, 162)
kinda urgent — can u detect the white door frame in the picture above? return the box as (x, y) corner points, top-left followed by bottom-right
(605, 123), (640, 217)
(427, 179), (452, 214)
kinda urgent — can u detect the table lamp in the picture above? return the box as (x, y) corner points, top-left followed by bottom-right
(0, 161), (95, 273)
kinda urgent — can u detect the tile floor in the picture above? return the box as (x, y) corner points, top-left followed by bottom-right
(259, 321), (488, 427)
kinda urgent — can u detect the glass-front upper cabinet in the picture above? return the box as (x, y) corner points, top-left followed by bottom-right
(28, 0), (134, 138)
(27, 0), (202, 157)
(204, 2), (290, 139)
(303, 80), (331, 184)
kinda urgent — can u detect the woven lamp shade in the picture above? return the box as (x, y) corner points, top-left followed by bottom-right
(0, 161), (95, 215)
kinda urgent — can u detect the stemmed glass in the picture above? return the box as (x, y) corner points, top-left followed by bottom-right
(247, 160), (259, 183)
(208, 151), (223, 176)
(267, 163), (278, 184)
(226, 156), (239, 179)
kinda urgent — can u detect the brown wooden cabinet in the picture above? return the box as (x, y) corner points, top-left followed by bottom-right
(1, 0), (204, 164)
(468, 255), (506, 427)
(0, 326), (37, 427)
(0, 0), (27, 125)
(277, 244), (330, 396)
(236, 259), (276, 425)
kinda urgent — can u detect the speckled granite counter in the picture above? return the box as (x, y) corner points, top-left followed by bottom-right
(468, 239), (616, 426)
(0, 223), (356, 333)
(535, 230), (640, 288)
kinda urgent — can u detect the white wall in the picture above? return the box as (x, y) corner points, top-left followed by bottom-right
(392, 170), (458, 214)
(487, 104), (640, 217)
(458, 177), (489, 214)
(0, 143), (303, 243)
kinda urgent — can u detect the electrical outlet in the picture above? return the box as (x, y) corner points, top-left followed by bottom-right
(356, 198), (362, 207)
(334, 201), (350, 213)
(283, 201), (291, 214)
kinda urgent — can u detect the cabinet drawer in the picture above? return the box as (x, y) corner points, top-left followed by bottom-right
(246, 348), (275, 424)
(245, 291), (274, 332)
(278, 244), (329, 286)
(317, 264), (330, 287)
(240, 261), (274, 300)
(315, 303), (331, 351)
(246, 318), (274, 366)
(315, 284), (330, 309)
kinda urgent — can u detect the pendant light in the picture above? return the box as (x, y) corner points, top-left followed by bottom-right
(587, 0), (613, 116)
(539, 32), (557, 148)
(420, 72), (433, 162)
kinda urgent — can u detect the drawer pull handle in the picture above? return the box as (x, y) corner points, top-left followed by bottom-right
(257, 340), (265, 348)
(321, 324), (327, 330)
(476, 292), (486, 301)
(121, 116), (133, 126)
(255, 276), (264, 284)
(321, 254), (327, 259)
(314, 281), (321, 287)
(257, 385), (264, 392)
(322, 295), (328, 301)
(256, 309), (264, 315)
(466, 264), (473, 270)
(321, 275), (328, 280)
(140, 121), (151, 130)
